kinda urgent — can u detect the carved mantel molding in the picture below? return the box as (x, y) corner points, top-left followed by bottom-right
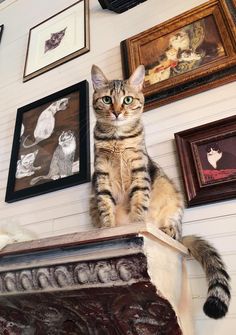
(0, 223), (192, 335)
(0, 253), (148, 295)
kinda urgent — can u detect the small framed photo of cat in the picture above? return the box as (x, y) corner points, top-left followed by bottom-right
(5, 80), (90, 203)
(23, 0), (89, 82)
(121, 0), (236, 110)
(175, 115), (236, 207)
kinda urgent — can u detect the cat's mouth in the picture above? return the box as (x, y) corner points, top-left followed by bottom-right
(110, 113), (125, 122)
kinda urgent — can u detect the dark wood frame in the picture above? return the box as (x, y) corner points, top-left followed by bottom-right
(175, 115), (236, 207)
(5, 81), (90, 203)
(121, 0), (236, 110)
(0, 24), (4, 43)
(23, 0), (90, 82)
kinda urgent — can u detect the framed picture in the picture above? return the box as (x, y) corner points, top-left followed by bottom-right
(121, 0), (236, 110)
(175, 115), (236, 207)
(23, 0), (89, 82)
(0, 24), (4, 43)
(5, 80), (90, 203)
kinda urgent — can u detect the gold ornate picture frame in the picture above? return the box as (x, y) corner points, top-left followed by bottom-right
(121, 0), (236, 110)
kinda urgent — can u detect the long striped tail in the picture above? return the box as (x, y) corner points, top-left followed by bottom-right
(182, 235), (231, 319)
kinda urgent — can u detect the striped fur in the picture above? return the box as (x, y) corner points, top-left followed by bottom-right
(90, 64), (230, 319)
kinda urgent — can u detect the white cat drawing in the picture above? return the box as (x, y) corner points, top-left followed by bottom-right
(23, 97), (69, 148)
(16, 150), (41, 179)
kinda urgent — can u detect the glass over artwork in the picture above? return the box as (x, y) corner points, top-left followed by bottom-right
(14, 92), (80, 192)
(143, 16), (225, 86)
(23, 0), (89, 81)
(194, 136), (236, 186)
(5, 81), (90, 203)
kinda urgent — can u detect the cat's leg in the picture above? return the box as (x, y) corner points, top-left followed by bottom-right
(25, 171), (35, 177)
(159, 209), (183, 241)
(58, 157), (73, 178)
(129, 157), (151, 223)
(149, 175), (183, 240)
(92, 170), (116, 228)
(90, 194), (102, 228)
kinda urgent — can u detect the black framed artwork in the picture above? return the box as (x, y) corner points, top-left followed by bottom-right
(5, 81), (90, 203)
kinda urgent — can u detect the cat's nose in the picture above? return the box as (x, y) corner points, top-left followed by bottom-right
(112, 111), (121, 118)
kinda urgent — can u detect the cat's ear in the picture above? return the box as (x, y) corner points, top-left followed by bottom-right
(127, 65), (145, 91)
(91, 65), (108, 90)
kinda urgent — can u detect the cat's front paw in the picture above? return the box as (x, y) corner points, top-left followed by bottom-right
(100, 213), (116, 228)
(129, 210), (146, 224)
(160, 225), (177, 239)
(35, 166), (41, 170)
(51, 175), (60, 180)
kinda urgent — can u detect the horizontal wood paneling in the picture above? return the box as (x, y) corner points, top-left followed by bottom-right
(195, 318), (236, 335)
(0, 0), (235, 333)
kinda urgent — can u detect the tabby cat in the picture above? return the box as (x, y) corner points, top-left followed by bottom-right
(90, 64), (231, 319)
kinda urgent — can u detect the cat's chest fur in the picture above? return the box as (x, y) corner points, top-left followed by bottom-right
(110, 149), (132, 198)
(96, 141), (137, 201)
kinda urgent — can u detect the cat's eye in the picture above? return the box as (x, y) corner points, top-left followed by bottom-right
(123, 96), (133, 105)
(102, 96), (112, 104)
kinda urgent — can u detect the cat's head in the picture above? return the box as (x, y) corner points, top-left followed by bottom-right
(178, 49), (202, 62)
(50, 27), (67, 42)
(91, 65), (145, 126)
(169, 31), (190, 51)
(59, 130), (75, 145)
(206, 143), (221, 155)
(50, 98), (69, 114)
(20, 150), (38, 167)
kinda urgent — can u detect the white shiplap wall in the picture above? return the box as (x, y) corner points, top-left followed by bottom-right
(0, 0), (235, 333)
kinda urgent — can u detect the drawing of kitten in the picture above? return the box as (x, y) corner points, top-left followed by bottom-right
(44, 27), (67, 53)
(30, 130), (76, 185)
(90, 64), (231, 320)
(16, 150), (41, 179)
(23, 98), (69, 149)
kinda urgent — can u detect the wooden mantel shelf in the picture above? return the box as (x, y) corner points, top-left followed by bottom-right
(0, 223), (192, 335)
(0, 222), (188, 257)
